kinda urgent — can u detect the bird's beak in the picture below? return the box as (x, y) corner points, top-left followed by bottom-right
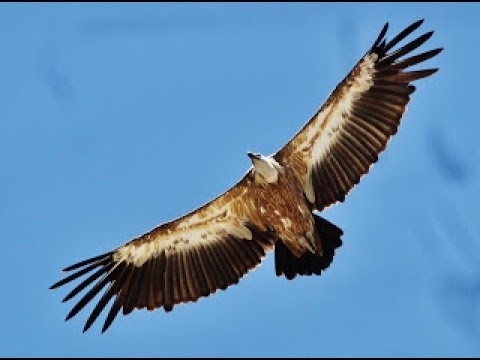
(247, 152), (260, 161)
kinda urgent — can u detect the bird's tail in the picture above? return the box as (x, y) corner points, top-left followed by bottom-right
(274, 214), (343, 280)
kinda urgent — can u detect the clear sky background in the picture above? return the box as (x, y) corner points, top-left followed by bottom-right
(1, 2), (479, 357)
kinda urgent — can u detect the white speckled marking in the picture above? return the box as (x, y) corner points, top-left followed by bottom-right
(280, 218), (292, 229)
(113, 203), (253, 267)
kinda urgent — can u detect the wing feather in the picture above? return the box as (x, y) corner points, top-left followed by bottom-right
(182, 250), (198, 301)
(274, 19), (442, 210)
(152, 251), (166, 308)
(163, 252), (175, 312)
(136, 256), (153, 310)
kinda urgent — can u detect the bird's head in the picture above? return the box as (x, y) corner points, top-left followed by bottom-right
(247, 152), (279, 183)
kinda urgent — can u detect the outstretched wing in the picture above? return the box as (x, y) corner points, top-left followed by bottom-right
(50, 173), (276, 333)
(274, 19), (443, 211)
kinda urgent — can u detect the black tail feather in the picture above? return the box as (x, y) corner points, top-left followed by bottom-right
(275, 215), (343, 280)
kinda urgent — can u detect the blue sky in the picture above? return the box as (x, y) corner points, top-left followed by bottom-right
(1, 2), (479, 357)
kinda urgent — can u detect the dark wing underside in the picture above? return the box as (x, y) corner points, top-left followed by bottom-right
(50, 176), (277, 333)
(50, 226), (274, 333)
(275, 19), (443, 211)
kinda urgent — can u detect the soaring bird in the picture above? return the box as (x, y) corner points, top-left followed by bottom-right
(51, 19), (442, 333)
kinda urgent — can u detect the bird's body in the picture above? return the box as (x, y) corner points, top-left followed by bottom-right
(51, 19), (443, 333)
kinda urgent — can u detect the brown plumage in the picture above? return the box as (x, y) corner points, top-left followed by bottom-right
(50, 19), (442, 333)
